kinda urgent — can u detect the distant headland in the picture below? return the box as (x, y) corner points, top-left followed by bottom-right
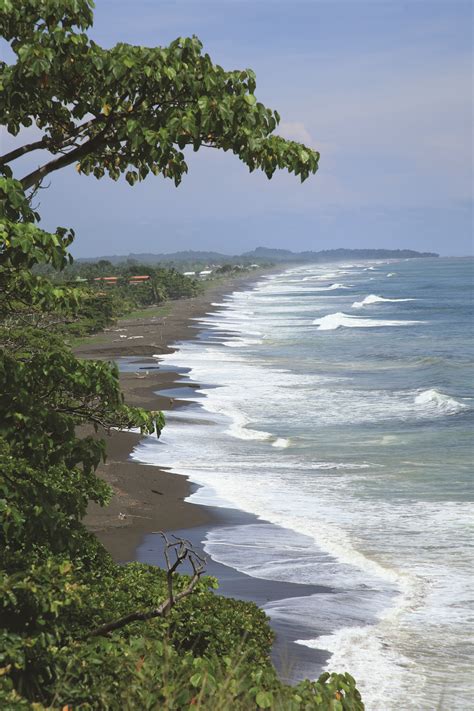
(78, 247), (439, 265)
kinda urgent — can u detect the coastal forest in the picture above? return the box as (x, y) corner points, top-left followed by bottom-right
(0, 2), (363, 708)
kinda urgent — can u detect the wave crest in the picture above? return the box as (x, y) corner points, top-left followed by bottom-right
(272, 437), (291, 448)
(414, 389), (468, 415)
(310, 283), (350, 291)
(313, 312), (422, 330)
(352, 294), (415, 308)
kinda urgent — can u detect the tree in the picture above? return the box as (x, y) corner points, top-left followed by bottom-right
(0, 1), (319, 193)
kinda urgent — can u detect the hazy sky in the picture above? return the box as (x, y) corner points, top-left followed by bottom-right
(4, 0), (473, 256)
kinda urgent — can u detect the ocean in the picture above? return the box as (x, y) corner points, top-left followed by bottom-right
(131, 257), (473, 710)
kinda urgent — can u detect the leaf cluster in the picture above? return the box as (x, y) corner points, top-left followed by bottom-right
(43, 636), (362, 711)
(1, 557), (363, 709)
(1, 1), (319, 192)
(0, 179), (165, 702)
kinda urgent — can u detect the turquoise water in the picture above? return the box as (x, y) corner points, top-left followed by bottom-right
(132, 258), (473, 710)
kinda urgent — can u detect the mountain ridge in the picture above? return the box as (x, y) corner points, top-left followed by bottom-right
(77, 247), (439, 264)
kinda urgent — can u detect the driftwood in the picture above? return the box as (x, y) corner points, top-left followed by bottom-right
(88, 533), (206, 638)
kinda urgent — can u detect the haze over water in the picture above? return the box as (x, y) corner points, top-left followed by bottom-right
(133, 257), (473, 710)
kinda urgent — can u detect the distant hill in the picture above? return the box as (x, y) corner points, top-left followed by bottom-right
(78, 250), (233, 265)
(78, 247), (438, 265)
(243, 247), (439, 262)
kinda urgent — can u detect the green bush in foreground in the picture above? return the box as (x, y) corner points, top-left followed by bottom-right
(1, 560), (362, 710)
(44, 639), (361, 710)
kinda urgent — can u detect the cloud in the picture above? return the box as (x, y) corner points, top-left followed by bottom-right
(277, 121), (312, 144)
(268, 47), (472, 208)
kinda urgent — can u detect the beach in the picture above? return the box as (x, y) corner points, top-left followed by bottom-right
(80, 259), (473, 707)
(81, 277), (252, 561)
(80, 272), (329, 680)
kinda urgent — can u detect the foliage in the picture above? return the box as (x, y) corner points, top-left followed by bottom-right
(29, 259), (201, 337)
(1, 555), (362, 709)
(0, 190), (163, 704)
(1, 0), (318, 192)
(43, 638), (362, 711)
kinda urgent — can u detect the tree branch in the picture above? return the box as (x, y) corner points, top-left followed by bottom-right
(87, 534), (206, 638)
(0, 138), (48, 165)
(20, 131), (107, 190)
(0, 117), (107, 168)
(54, 406), (114, 430)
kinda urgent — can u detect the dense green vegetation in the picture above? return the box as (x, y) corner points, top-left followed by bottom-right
(36, 257), (270, 343)
(39, 259), (202, 338)
(36, 259), (261, 339)
(0, 2), (363, 708)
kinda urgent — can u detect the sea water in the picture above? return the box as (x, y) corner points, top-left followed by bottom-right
(132, 258), (473, 710)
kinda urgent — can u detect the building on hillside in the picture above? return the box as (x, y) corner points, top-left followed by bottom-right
(199, 270), (213, 278)
(183, 271), (196, 276)
(93, 276), (118, 284)
(128, 275), (151, 284)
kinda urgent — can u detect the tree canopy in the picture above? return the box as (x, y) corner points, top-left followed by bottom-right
(1, 0), (319, 193)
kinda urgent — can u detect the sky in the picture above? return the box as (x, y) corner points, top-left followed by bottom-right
(3, 0), (473, 257)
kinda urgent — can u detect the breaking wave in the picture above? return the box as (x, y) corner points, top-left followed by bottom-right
(314, 283), (350, 291)
(414, 389), (468, 415)
(351, 294), (415, 308)
(313, 312), (422, 330)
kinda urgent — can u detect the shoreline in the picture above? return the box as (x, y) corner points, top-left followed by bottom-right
(80, 257), (474, 706)
(81, 269), (329, 681)
(136, 507), (331, 682)
(82, 275), (259, 560)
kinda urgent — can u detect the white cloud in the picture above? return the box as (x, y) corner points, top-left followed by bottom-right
(277, 121), (312, 144)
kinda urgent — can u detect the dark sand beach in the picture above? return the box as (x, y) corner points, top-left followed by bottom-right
(81, 273), (329, 681)
(81, 276), (254, 560)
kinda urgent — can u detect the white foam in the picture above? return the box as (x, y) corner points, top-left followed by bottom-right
(229, 420), (272, 441)
(351, 294), (415, 308)
(415, 389), (468, 415)
(272, 437), (290, 448)
(314, 282), (350, 291)
(313, 312), (422, 330)
(297, 626), (426, 709)
(253, 283), (348, 295)
(222, 337), (263, 348)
